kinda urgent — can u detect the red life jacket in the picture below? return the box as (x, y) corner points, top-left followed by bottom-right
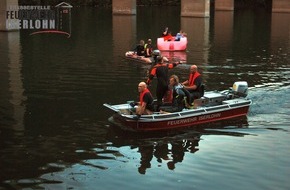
(188, 72), (201, 86)
(146, 63), (177, 85)
(163, 34), (173, 41)
(140, 88), (151, 105)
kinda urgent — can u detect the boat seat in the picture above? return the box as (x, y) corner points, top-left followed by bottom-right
(185, 84), (205, 108)
(199, 84), (205, 97)
(190, 84), (205, 100)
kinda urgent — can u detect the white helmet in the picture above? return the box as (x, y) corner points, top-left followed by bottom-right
(152, 49), (160, 56)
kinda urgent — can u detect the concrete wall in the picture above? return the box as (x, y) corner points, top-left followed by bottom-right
(0, 0), (19, 31)
(112, 15), (136, 60)
(272, 0), (290, 13)
(215, 0), (234, 11)
(181, 0), (210, 17)
(181, 17), (210, 70)
(271, 13), (290, 48)
(0, 32), (26, 130)
(112, 0), (136, 15)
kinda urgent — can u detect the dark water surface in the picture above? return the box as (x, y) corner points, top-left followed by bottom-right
(0, 7), (290, 190)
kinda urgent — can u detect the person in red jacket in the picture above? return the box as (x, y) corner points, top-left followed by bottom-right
(135, 82), (154, 115)
(146, 56), (181, 111)
(163, 31), (173, 41)
(182, 65), (203, 101)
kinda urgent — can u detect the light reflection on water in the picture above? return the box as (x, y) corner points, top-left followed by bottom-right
(0, 6), (290, 190)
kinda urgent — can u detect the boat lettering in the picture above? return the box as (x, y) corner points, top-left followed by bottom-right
(167, 117), (197, 126)
(167, 113), (222, 126)
(198, 113), (221, 120)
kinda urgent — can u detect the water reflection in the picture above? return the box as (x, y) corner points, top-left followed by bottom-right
(112, 15), (136, 59)
(106, 116), (249, 174)
(137, 137), (200, 174)
(181, 16), (210, 65)
(0, 6), (290, 189)
(213, 11), (233, 57)
(160, 51), (187, 62)
(271, 13), (290, 49)
(0, 32), (26, 131)
(0, 123), (108, 185)
(204, 10), (290, 90)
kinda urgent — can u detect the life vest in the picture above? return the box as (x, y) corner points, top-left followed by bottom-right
(163, 89), (173, 103)
(139, 88), (151, 105)
(144, 43), (152, 57)
(146, 63), (178, 85)
(149, 63), (167, 75)
(163, 34), (173, 41)
(188, 72), (201, 86)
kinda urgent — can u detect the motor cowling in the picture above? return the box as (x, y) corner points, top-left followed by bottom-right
(232, 81), (248, 97)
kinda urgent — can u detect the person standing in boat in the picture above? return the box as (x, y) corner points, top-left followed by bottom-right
(146, 56), (181, 111)
(182, 65), (203, 102)
(133, 82), (154, 115)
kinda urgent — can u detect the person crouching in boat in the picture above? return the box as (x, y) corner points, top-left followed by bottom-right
(160, 75), (191, 113)
(130, 82), (154, 116)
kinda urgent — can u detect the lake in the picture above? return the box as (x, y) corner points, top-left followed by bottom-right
(0, 6), (289, 190)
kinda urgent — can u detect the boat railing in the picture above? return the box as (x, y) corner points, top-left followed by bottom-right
(227, 101), (251, 108)
(204, 105), (230, 112)
(179, 109), (205, 116)
(103, 103), (120, 113)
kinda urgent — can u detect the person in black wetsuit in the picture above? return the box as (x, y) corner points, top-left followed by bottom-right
(160, 75), (191, 113)
(134, 40), (145, 56)
(146, 56), (181, 111)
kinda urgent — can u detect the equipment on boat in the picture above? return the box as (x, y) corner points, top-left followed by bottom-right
(232, 81), (248, 97)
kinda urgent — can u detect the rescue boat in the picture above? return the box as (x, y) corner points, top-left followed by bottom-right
(157, 37), (187, 51)
(103, 81), (252, 132)
(125, 50), (171, 64)
(125, 51), (153, 64)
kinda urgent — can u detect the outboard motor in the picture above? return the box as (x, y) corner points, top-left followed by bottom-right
(232, 81), (248, 97)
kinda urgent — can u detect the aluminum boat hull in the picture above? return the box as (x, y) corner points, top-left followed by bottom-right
(104, 94), (251, 132)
